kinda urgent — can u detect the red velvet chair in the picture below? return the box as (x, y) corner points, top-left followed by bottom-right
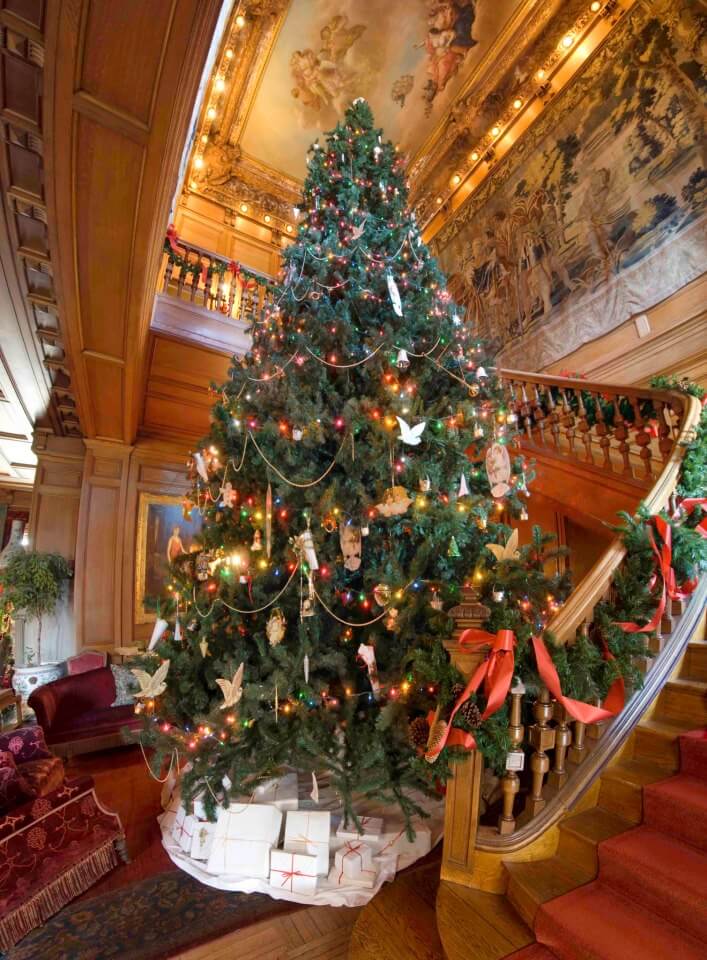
(65, 650), (108, 675)
(28, 667), (143, 757)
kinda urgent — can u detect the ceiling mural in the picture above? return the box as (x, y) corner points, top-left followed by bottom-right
(239, 0), (525, 181)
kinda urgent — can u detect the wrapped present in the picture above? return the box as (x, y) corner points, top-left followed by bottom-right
(190, 820), (216, 860)
(206, 838), (272, 878)
(205, 803), (283, 878)
(253, 772), (299, 811)
(375, 822), (431, 863)
(269, 848), (318, 895)
(284, 809), (331, 875)
(333, 840), (376, 885)
(172, 805), (196, 852)
(336, 815), (384, 842)
(192, 792), (208, 820)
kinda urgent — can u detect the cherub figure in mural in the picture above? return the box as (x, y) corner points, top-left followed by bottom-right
(290, 14), (366, 116)
(200, 135), (242, 188)
(417, 1), (478, 116)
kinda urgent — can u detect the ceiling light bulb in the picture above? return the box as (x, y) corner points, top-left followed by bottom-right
(286, 224), (293, 233)
(235, 14), (246, 28)
(240, 202), (248, 213)
(200, 134), (208, 144)
(214, 78), (225, 93)
(207, 107), (216, 120)
(562, 34), (574, 48)
(470, 150), (479, 161)
(225, 48), (234, 59)
(491, 125), (500, 137)
(264, 214), (271, 223)
(451, 173), (461, 186)
(194, 155), (204, 169)
(435, 196), (443, 205)
(590, 1), (601, 10)
(536, 68), (546, 79)
(189, 179), (197, 189)
(513, 98), (522, 109)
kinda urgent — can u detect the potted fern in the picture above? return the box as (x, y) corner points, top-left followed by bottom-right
(0, 551), (73, 699)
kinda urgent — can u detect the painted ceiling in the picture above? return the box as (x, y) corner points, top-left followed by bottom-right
(239, 0), (525, 181)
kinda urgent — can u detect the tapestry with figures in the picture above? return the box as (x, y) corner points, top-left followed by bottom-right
(435, 0), (706, 369)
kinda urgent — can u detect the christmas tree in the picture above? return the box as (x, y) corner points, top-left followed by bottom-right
(140, 99), (533, 826)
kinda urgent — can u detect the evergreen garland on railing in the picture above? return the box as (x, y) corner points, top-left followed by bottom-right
(162, 237), (270, 289)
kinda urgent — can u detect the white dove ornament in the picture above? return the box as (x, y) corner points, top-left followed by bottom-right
(215, 662), (245, 710)
(132, 660), (170, 699)
(193, 452), (209, 484)
(396, 416), (427, 446)
(386, 271), (403, 317)
(485, 528), (520, 563)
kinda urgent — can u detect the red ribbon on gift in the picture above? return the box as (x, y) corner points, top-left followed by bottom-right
(166, 224), (181, 254)
(426, 627), (623, 762)
(276, 859), (316, 890)
(337, 841), (373, 885)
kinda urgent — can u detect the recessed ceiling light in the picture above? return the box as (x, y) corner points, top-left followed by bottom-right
(207, 107), (216, 120)
(536, 68), (546, 79)
(225, 48), (234, 59)
(451, 173), (461, 186)
(200, 134), (208, 144)
(470, 150), (479, 161)
(264, 214), (271, 224)
(562, 35), (574, 48)
(590, 1), (601, 10)
(235, 14), (246, 29)
(240, 203), (248, 213)
(286, 224), (293, 233)
(435, 196), (443, 205)
(214, 78), (225, 93)
(513, 98), (522, 110)
(193, 155), (204, 169)
(491, 125), (500, 137)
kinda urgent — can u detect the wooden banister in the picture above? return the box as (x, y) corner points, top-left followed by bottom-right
(440, 371), (702, 880)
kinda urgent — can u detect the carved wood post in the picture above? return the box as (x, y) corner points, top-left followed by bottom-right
(440, 586), (490, 887)
(548, 704), (571, 789)
(498, 680), (525, 835)
(522, 687), (555, 820)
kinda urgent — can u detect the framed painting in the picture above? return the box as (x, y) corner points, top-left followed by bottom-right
(134, 493), (203, 623)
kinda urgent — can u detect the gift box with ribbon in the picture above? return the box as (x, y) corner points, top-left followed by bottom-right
(284, 810), (331, 875)
(336, 815), (384, 842)
(269, 848), (318, 895)
(172, 805), (196, 853)
(331, 840), (377, 888)
(205, 802), (283, 878)
(253, 772), (299, 811)
(190, 821), (216, 861)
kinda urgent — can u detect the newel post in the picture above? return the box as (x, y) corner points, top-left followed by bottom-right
(440, 586), (490, 886)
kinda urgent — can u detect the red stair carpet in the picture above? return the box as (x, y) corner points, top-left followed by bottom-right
(509, 730), (707, 960)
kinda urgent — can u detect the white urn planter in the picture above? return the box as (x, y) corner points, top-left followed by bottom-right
(12, 661), (64, 704)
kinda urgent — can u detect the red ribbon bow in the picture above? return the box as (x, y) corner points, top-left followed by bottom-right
(426, 627), (623, 762)
(166, 224), (181, 254)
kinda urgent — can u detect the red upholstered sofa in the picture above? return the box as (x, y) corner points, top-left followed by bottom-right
(28, 666), (143, 757)
(0, 726), (126, 950)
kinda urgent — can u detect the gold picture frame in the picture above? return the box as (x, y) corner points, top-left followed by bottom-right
(134, 492), (203, 624)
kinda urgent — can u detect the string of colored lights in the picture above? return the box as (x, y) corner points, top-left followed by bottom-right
(191, 560), (300, 617)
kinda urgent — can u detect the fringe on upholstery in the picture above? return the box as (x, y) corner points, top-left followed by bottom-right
(0, 838), (120, 952)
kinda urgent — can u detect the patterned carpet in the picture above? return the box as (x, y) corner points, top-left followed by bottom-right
(6, 868), (300, 960)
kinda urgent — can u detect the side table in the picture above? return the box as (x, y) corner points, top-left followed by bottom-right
(0, 688), (22, 730)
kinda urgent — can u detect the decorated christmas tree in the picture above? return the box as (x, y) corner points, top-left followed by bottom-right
(139, 99), (539, 825)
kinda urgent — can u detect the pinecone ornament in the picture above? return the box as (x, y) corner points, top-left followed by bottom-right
(459, 699), (482, 728)
(451, 682), (465, 702)
(409, 716), (430, 748)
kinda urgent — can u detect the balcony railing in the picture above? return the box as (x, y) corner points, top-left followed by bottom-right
(160, 235), (273, 327)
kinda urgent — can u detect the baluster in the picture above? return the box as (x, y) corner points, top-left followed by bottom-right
(176, 257), (186, 298)
(162, 255), (173, 292)
(657, 402), (673, 463)
(546, 386), (561, 451)
(576, 391), (594, 463)
(560, 388), (576, 458)
(532, 385), (546, 445)
(613, 404), (632, 477)
(548, 705), (571, 789)
(569, 721), (587, 764)
(498, 680), (525, 835)
(523, 686), (555, 819)
(593, 392), (613, 471)
(519, 383), (533, 442)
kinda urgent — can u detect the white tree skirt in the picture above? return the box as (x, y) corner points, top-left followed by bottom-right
(160, 772), (444, 908)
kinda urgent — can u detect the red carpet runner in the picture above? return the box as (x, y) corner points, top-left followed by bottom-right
(509, 730), (707, 960)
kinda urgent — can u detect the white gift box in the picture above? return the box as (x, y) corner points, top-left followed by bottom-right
(284, 810), (331, 875)
(375, 822), (431, 863)
(206, 838), (272, 878)
(253, 772), (299, 811)
(172, 806), (196, 852)
(334, 840), (375, 883)
(269, 848), (318, 895)
(336, 815), (384, 842)
(205, 803), (283, 877)
(190, 821), (216, 861)
(191, 792), (208, 820)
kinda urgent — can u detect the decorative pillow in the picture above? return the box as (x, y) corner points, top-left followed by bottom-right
(17, 756), (64, 797)
(111, 664), (138, 706)
(0, 751), (32, 812)
(0, 726), (51, 763)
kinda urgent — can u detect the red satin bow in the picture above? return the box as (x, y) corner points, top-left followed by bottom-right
(229, 260), (256, 291)
(166, 224), (181, 254)
(426, 627), (624, 762)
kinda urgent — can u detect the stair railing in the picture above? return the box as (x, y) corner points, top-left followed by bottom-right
(160, 236), (274, 326)
(442, 372), (702, 868)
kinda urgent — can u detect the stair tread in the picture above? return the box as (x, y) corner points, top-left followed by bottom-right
(665, 677), (707, 694)
(505, 856), (593, 906)
(601, 824), (707, 892)
(601, 757), (671, 787)
(536, 880), (706, 960)
(637, 716), (696, 739)
(559, 807), (631, 846)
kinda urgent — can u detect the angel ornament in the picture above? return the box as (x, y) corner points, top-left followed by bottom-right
(339, 521), (362, 572)
(485, 441), (512, 498)
(216, 662), (244, 710)
(221, 482), (236, 508)
(267, 607), (287, 647)
(131, 660), (170, 700)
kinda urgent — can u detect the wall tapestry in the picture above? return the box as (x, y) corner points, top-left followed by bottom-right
(435, 0), (707, 370)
